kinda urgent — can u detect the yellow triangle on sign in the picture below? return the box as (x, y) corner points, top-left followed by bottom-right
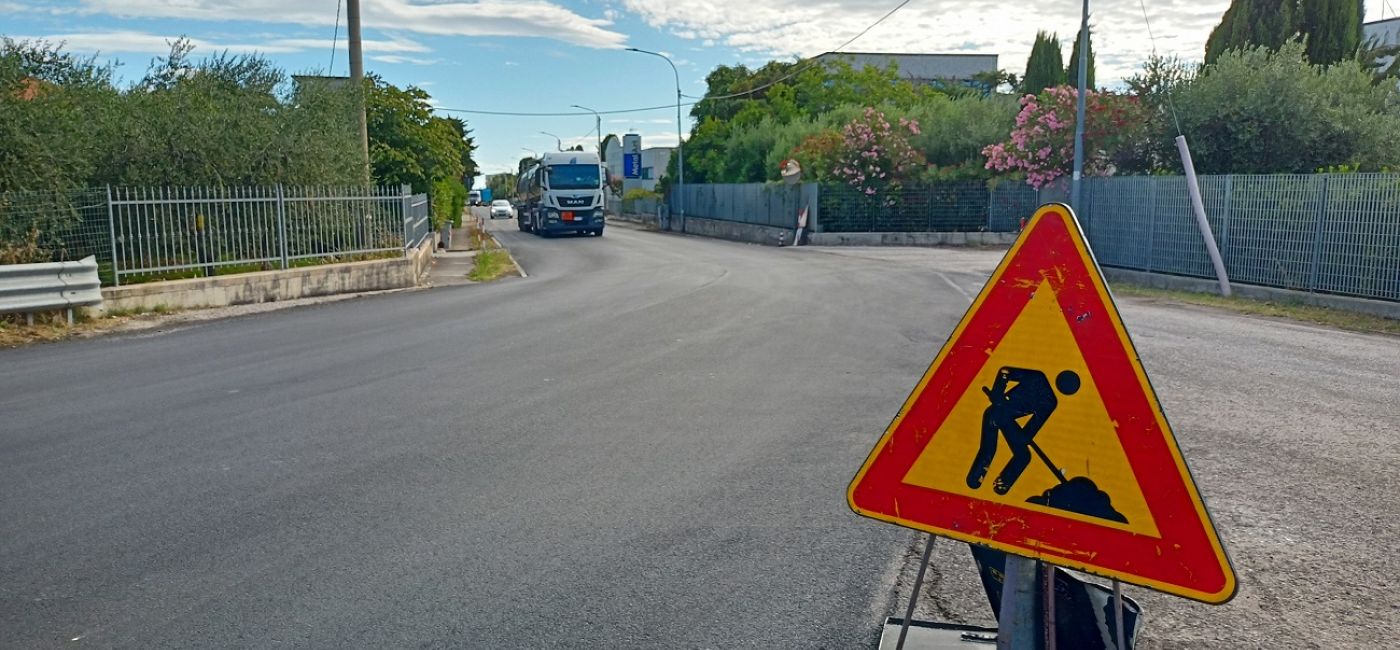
(901, 279), (1160, 537)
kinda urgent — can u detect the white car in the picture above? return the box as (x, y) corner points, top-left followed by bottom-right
(489, 199), (515, 219)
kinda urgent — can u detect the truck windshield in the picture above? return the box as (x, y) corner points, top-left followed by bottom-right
(546, 165), (601, 190)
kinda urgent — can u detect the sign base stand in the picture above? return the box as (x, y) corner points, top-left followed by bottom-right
(879, 618), (997, 649)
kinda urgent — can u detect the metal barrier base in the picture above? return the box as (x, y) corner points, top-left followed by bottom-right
(878, 618), (997, 649)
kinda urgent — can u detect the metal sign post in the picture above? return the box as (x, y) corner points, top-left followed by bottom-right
(894, 534), (937, 650)
(998, 555), (1039, 649)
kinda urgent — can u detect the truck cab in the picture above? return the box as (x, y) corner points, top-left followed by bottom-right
(516, 152), (606, 237)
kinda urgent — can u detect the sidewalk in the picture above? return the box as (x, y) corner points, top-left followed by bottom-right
(427, 224), (479, 286)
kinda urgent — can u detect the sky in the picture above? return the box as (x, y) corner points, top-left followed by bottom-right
(5, 0), (1395, 184)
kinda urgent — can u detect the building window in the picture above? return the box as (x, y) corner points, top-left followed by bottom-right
(641, 167), (653, 180)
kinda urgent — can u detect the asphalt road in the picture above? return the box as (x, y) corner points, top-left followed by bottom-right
(3, 213), (1397, 648)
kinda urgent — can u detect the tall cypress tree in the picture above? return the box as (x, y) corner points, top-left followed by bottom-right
(1254, 0), (1300, 48)
(1066, 25), (1096, 90)
(1300, 0), (1364, 65)
(1022, 31), (1067, 95)
(1206, 0), (1302, 63)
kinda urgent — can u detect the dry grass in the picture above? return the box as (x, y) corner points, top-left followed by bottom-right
(1114, 284), (1400, 337)
(0, 305), (183, 349)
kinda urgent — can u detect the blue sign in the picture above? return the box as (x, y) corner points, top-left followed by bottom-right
(623, 153), (642, 179)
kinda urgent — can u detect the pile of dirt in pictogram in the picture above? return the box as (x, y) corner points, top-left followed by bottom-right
(1027, 476), (1127, 523)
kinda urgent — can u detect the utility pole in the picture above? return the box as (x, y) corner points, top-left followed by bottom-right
(347, 0), (370, 183)
(1069, 0), (1089, 213)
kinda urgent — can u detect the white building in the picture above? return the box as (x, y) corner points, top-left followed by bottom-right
(1365, 17), (1400, 83)
(637, 147), (674, 191)
(814, 52), (999, 92)
(601, 133), (673, 193)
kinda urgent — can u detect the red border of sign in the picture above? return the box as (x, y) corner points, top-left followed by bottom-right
(847, 204), (1237, 604)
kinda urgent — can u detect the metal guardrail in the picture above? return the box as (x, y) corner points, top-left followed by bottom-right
(0, 255), (102, 324)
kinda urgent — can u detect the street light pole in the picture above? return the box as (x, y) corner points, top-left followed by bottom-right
(625, 47), (683, 220)
(571, 104), (602, 157)
(540, 131), (563, 151)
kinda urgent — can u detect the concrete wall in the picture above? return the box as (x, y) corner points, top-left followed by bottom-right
(100, 237), (437, 314)
(612, 212), (658, 227)
(1102, 267), (1400, 320)
(676, 215), (794, 246)
(807, 231), (1019, 247)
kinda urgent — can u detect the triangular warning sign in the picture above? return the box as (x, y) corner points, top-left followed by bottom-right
(847, 204), (1237, 604)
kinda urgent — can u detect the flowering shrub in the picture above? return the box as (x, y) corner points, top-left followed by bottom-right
(982, 86), (1145, 188)
(831, 107), (924, 199)
(788, 131), (842, 182)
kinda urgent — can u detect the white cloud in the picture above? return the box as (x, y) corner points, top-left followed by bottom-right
(17, 30), (429, 56)
(618, 0), (1247, 83)
(15, 30), (291, 55)
(268, 37), (429, 54)
(630, 131), (686, 148)
(73, 0), (628, 49)
(369, 55), (442, 65)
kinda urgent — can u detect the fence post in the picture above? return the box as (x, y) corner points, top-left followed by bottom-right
(1145, 180), (1157, 273)
(926, 186), (935, 233)
(1220, 175), (1233, 254)
(105, 185), (120, 286)
(1308, 175), (1329, 292)
(401, 185), (411, 253)
(986, 183), (995, 232)
(276, 185), (289, 269)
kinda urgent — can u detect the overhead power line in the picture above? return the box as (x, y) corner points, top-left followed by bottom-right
(1137, 0), (1183, 135)
(329, 0), (342, 74)
(434, 0), (913, 118)
(436, 102), (698, 117)
(697, 0), (913, 104)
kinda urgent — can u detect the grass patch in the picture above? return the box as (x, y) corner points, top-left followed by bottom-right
(462, 219), (492, 251)
(0, 308), (100, 347)
(468, 249), (514, 282)
(102, 303), (175, 318)
(1114, 284), (1400, 336)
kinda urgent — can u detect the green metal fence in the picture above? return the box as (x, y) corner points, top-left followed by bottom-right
(1077, 174), (1400, 302)
(0, 186), (431, 286)
(808, 174), (1399, 302)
